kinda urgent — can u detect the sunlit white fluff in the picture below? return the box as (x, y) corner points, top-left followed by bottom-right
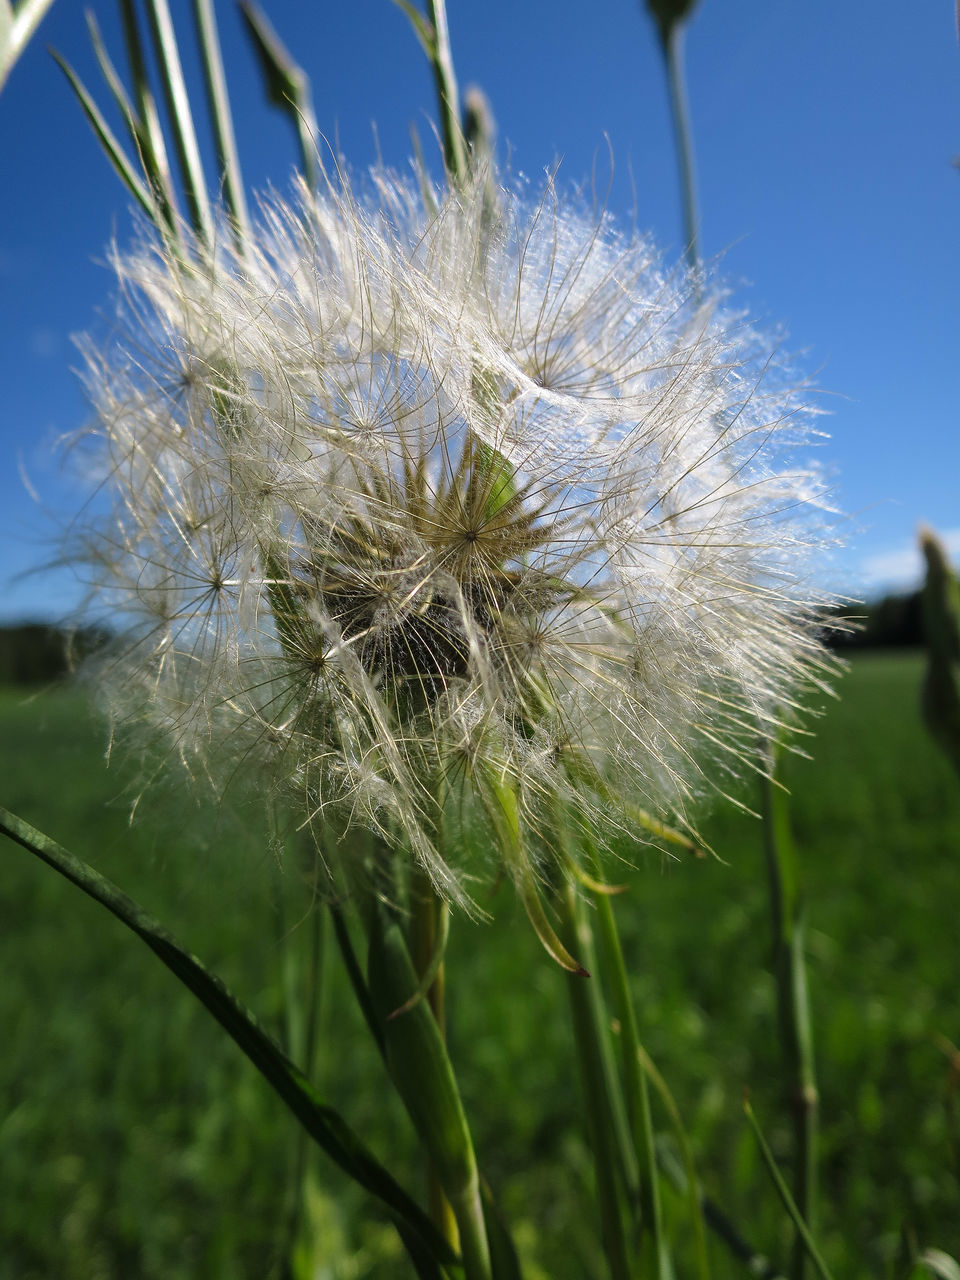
(70, 163), (835, 908)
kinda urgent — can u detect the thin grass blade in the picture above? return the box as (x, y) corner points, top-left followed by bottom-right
(118, 0), (180, 233)
(51, 51), (155, 217)
(238, 0), (319, 187)
(144, 0), (213, 244)
(591, 889), (673, 1280)
(84, 7), (180, 238)
(634, 1041), (710, 1276)
(0, 0), (55, 90)
(0, 805), (459, 1270)
(743, 1097), (833, 1280)
(191, 0), (249, 246)
(367, 901), (492, 1279)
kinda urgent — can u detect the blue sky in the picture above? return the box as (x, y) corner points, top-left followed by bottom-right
(1, 0), (958, 622)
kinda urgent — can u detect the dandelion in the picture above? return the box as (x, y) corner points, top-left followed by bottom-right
(70, 163), (834, 919)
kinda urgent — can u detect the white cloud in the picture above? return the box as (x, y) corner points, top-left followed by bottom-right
(860, 527), (960, 593)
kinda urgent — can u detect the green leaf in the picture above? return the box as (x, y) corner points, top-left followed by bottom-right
(192, 0), (249, 246)
(633, 1042), (710, 1277)
(143, 0), (213, 244)
(0, 805), (458, 1271)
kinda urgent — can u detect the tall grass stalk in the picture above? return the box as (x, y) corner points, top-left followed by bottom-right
(657, 15), (700, 273)
(761, 757), (819, 1280)
(590, 888), (671, 1279)
(558, 880), (634, 1280)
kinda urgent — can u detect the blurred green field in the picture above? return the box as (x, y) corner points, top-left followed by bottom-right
(2, 651), (959, 1279)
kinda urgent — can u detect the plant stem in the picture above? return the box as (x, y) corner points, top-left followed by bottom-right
(592, 889), (670, 1278)
(661, 19), (700, 275)
(410, 865), (459, 1249)
(367, 897), (492, 1280)
(558, 881), (632, 1280)
(761, 755), (819, 1280)
(192, 0), (250, 248)
(425, 0), (468, 182)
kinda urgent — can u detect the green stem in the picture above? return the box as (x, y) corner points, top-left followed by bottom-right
(425, 0), (468, 182)
(558, 881), (632, 1280)
(192, 0), (250, 248)
(238, 0), (319, 188)
(661, 19), (700, 276)
(410, 866), (459, 1249)
(144, 0), (213, 246)
(367, 897), (492, 1280)
(592, 890), (670, 1278)
(760, 755), (819, 1280)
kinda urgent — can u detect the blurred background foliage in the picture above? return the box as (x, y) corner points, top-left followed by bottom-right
(3, 628), (960, 1277)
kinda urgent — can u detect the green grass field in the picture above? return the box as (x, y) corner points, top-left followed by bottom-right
(3, 652), (960, 1278)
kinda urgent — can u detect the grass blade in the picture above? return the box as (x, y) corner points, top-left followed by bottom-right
(368, 901), (492, 1279)
(238, 0), (319, 188)
(51, 51), (155, 217)
(0, 0), (55, 90)
(191, 0), (249, 246)
(634, 1041), (710, 1275)
(117, 0), (181, 235)
(743, 1097), (833, 1280)
(557, 881), (632, 1280)
(143, 0), (213, 245)
(83, 9), (176, 239)
(0, 805), (459, 1271)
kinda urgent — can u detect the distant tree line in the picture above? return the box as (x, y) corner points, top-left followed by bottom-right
(823, 589), (924, 650)
(0, 595), (927, 687)
(0, 624), (109, 685)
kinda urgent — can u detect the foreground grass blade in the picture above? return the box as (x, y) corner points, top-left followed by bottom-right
(743, 1097), (833, 1280)
(238, 0), (319, 188)
(634, 1042), (710, 1274)
(144, 0), (213, 245)
(192, 0), (249, 246)
(51, 52), (155, 218)
(0, 0), (55, 91)
(118, 0), (180, 233)
(0, 805), (459, 1273)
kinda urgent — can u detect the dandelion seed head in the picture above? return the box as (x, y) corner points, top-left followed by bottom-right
(69, 162), (838, 909)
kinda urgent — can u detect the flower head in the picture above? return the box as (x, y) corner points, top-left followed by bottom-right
(71, 165), (834, 910)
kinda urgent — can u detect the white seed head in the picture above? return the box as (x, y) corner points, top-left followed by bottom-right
(70, 164), (837, 908)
